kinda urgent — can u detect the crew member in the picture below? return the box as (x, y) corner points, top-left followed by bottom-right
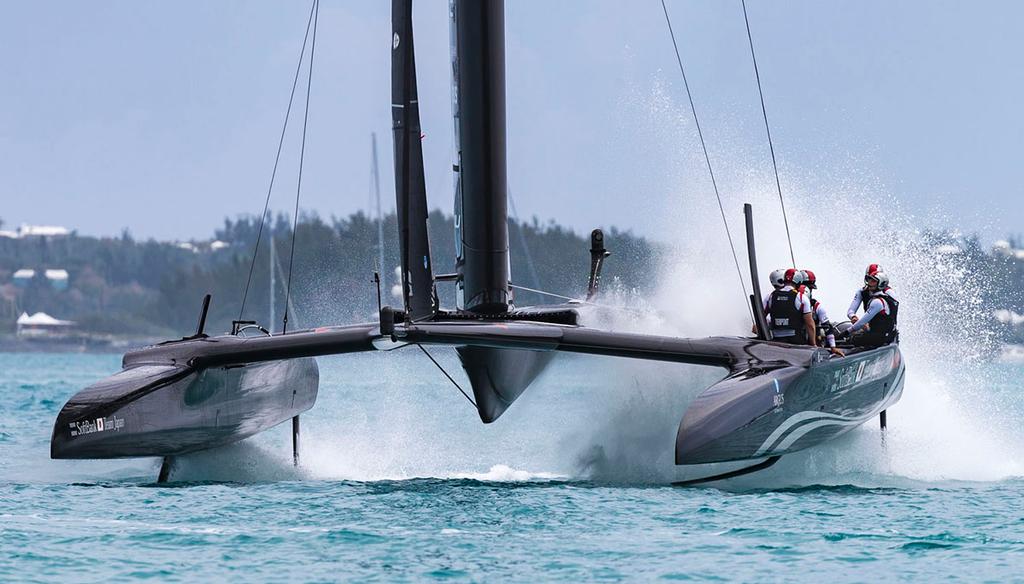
(763, 268), (816, 346)
(802, 269), (844, 356)
(847, 263), (898, 323)
(839, 270), (899, 347)
(753, 268), (790, 336)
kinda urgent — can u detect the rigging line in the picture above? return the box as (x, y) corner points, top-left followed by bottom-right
(283, 0), (319, 334)
(508, 284), (646, 315)
(741, 0), (796, 268)
(416, 344), (477, 408)
(272, 236), (300, 328)
(238, 0), (317, 322)
(507, 190), (542, 291)
(509, 284), (580, 304)
(659, 0), (754, 323)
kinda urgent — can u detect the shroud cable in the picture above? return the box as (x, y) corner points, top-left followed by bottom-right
(741, 0), (797, 267)
(417, 344), (478, 408)
(283, 0), (319, 334)
(659, 0), (754, 323)
(238, 0), (317, 322)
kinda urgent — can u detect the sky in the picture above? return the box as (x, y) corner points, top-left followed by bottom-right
(2, 1), (1023, 243)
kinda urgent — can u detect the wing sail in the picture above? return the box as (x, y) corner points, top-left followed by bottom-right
(392, 0), (437, 320)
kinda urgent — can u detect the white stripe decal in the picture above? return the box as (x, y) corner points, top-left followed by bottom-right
(773, 417), (866, 452)
(753, 370), (903, 456)
(754, 411), (860, 456)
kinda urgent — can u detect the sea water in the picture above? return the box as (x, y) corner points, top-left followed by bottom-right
(1, 351), (1022, 582)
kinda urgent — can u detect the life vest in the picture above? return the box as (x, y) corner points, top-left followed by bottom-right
(859, 290), (899, 346)
(859, 286), (894, 311)
(768, 288), (807, 344)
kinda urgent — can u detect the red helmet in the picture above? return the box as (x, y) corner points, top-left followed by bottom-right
(802, 269), (817, 289)
(865, 263), (882, 277)
(784, 268), (805, 286)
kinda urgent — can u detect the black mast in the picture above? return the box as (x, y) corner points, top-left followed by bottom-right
(451, 0), (511, 315)
(391, 0), (436, 320)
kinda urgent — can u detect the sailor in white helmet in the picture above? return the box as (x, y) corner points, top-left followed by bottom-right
(753, 266), (790, 331)
(847, 263), (898, 323)
(753, 268), (791, 335)
(839, 270), (900, 347)
(763, 268), (816, 346)
(761, 268), (789, 312)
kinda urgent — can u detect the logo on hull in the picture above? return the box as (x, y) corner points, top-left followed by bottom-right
(69, 415), (125, 438)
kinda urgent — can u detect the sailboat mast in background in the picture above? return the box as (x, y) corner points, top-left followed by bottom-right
(371, 132), (386, 288)
(269, 227), (276, 332)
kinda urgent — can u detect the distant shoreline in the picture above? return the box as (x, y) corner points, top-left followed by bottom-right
(0, 335), (155, 355)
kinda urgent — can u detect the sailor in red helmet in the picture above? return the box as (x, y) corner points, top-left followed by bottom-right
(763, 268), (816, 346)
(847, 263), (898, 323)
(840, 269), (900, 347)
(800, 269), (844, 356)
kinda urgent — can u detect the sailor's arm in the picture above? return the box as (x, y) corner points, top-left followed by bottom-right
(816, 306), (836, 348)
(803, 312), (816, 347)
(848, 299), (884, 333)
(798, 293), (815, 347)
(847, 290), (862, 322)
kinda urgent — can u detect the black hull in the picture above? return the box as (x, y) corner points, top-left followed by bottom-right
(51, 358), (318, 459)
(675, 344), (904, 464)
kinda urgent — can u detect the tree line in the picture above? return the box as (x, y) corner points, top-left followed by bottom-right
(0, 211), (661, 337)
(2, 212), (1022, 344)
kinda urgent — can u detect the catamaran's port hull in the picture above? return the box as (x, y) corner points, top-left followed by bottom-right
(50, 358), (318, 459)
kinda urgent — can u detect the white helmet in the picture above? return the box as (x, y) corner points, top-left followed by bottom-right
(874, 271), (890, 289)
(769, 268), (787, 289)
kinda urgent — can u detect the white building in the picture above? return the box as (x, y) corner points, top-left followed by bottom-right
(1, 224), (72, 239)
(993, 240), (1024, 260)
(15, 312), (76, 337)
(45, 269), (69, 290)
(12, 269), (35, 287)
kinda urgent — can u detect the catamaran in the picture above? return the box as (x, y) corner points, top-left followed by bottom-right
(50, 0), (904, 484)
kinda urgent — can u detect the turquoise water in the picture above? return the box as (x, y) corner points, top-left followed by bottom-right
(2, 352), (1023, 581)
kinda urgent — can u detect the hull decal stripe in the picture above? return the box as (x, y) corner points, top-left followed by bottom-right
(754, 372), (904, 456)
(754, 411), (863, 456)
(772, 418), (867, 452)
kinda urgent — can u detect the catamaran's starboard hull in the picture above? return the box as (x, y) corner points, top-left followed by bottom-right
(51, 358), (318, 459)
(675, 344), (904, 464)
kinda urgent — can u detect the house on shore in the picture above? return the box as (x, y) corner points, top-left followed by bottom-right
(15, 312), (76, 338)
